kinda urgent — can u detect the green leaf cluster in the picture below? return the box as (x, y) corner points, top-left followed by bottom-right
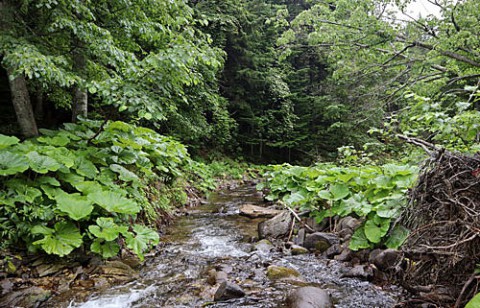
(0, 120), (192, 259)
(260, 162), (418, 250)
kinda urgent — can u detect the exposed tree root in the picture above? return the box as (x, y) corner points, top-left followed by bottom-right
(398, 136), (480, 307)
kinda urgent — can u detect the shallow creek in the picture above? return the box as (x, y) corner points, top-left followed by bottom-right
(70, 184), (401, 308)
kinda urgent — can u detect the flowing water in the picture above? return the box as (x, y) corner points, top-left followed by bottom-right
(70, 183), (401, 308)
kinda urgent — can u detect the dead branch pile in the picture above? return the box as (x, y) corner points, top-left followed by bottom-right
(398, 137), (480, 307)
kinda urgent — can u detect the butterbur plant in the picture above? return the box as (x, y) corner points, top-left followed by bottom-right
(0, 120), (183, 259)
(259, 162), (418, 250)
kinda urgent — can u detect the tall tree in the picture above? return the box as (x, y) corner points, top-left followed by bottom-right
(0, 0), (231, 146)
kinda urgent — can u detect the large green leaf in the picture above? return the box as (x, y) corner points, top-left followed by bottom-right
(125, 225), (159, 260)
(0, 134), (19, 149)
(27, 151), (62, 174)
(364, 216), (391, 244)
(466, 293), (480, 308)
(55, 193), (93, 220)
(74, 156), (98, 178)
(43, 147), (76, 168)
(330, 183), (350, 200)
(0, 151), (29, 176)
(87, 190), (140, 214)
(32, 221), (83, 257)
(88, 217), (128, 241)
(109, 164), (139, 182)
(349, 227), (372, 250)
(73, 181), (104, 194)
(90, 239), (120, 258)
(385, 225), (410, 249)
(283, 191), (306, 205)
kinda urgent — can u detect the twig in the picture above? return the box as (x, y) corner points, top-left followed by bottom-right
(278, 201), (315, 233)
(87, 117), (108, 144)
(455, 273), (476, 308)
(397, 134), (440, 154)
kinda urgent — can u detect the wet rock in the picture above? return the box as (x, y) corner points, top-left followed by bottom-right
(266, 265), (301, 281)
(215, 271), (228, 283)
(99, 260), (138, 282)
(258, 211), (293, 239)
(342, 264), (374, 280)
(252, 239), (274, 254)
(293, 228), (306, 246)
(303, 232), (339, 252)
(217, 264), (233, 274)
(370, 249), (402, 271)
(325, 244), (342, 259)
(213, 281), (245, 301)
(337, 216), (361, 232)
(334, 247), (352, 262)
(35, 263), (67, 277)
(120, 255), (142, 269)
(286, 286), (332, 308)
(240, 204), (282, 218)
(0, 279), (14, 295)
(206, 268), (217, 285)
(305, 217), (329, 232)
(0, 286), (51, 307)
(291, 245), (309, 255)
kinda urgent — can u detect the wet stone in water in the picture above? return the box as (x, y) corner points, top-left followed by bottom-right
(213, 281), (245, 301)
(286, 286), (332, 308)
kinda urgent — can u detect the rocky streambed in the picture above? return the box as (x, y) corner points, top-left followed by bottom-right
(1, 183), (405, 307)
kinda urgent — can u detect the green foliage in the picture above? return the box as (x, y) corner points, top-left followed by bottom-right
(259, 162), (418, 250)
(381, 92), (480, 153)
(0, 120), (190, 259)
(31, 222), (83, 257)
(1, 0), (234, 147)
(466, 293), (480, 308)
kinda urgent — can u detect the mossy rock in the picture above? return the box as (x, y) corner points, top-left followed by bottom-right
(266, 265), (301, 280)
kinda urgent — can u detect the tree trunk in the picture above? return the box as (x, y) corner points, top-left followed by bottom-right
(7, 71), (39, 137)
(71, 37), (87, 122)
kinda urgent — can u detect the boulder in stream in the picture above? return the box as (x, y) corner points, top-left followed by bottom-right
(240, 204), (282, 218)
(286, 286), (332, 308)
(291, 245), (309, 255)
(258, 211), (293, 239)
(303, 232), (339, 252)
(213, 281), (245, 301)
(266, 265), (301, 281)
(252, 239), (274, 254)
(0, 286), (51, 307)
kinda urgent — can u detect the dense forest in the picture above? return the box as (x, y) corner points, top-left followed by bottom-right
(1, 0), (480, 306)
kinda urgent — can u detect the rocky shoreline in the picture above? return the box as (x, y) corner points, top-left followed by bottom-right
(0, 182), (405, 307)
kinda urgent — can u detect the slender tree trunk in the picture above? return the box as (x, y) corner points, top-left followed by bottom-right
(71, 39), (87, 122)
(7, 71), (39, 137)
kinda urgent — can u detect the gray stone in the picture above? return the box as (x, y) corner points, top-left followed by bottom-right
(0, 286), (51, 308)
(36, 263), (67, 277)
(303, 232), (339, 252)
(342, 264), (374, 280)
(240, 204), (282, 218)
(334, 246), (352, 262)
(291, 245), (309, 255)
(293, 228), (306, 246)
(324, 244), (342, 259)
(337, 216), (361, 232)
(258, 211), (293, 239)
(286, 286), (332, 308)
(214, 281), (245, 301)
(266, 265), (301, 281)
(371, 249), (402, 271)
(252, 239), (274, 254)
